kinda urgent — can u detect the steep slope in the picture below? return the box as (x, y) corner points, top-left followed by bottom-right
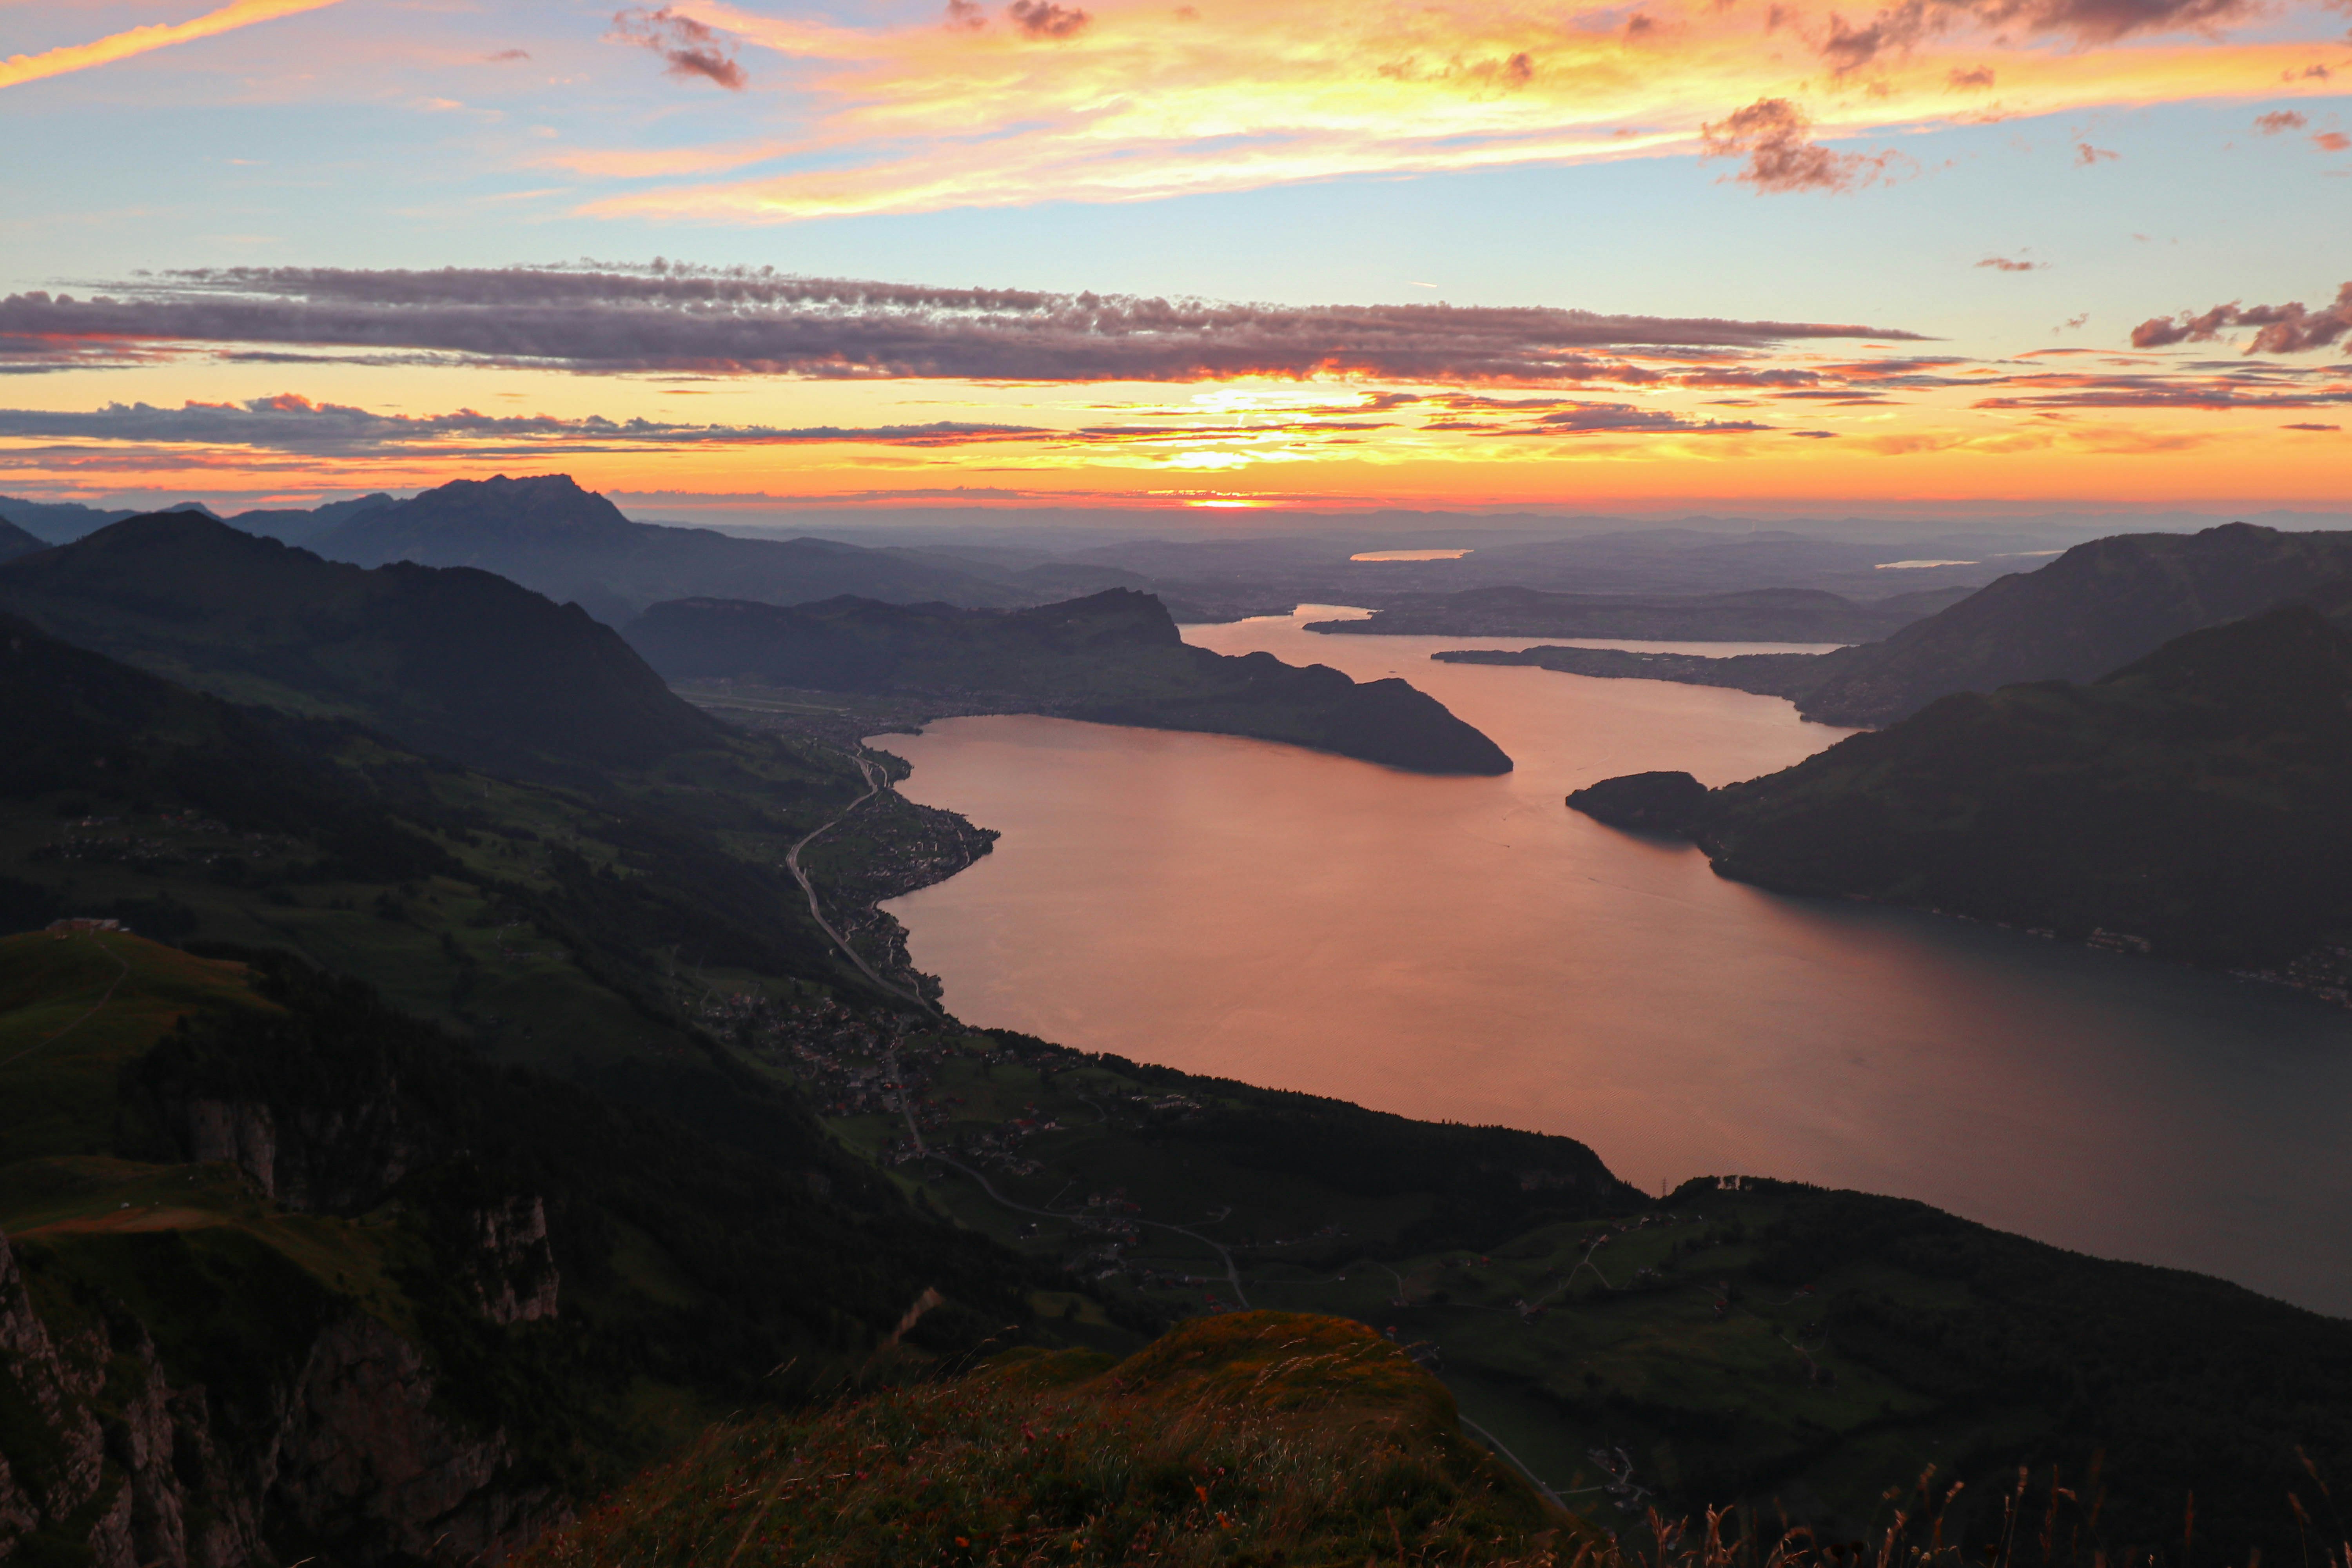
(0, 496), (214, 543)
(1312, 584), (1965, 641)
(0, 511), (720, 779)
(0, 515), (47, 563)
(628, 589), (1515, 775)
(1572, 604), (2352, 975)
(312, 474), (1035, 622)
(1792, 521), (2352, 724)
(1489, 523), (2352, 727)
(0, 606), (907, 1079)
(0, 930), (1038, 1568)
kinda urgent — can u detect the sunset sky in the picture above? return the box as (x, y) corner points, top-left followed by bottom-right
(2, 0), (2347, 519)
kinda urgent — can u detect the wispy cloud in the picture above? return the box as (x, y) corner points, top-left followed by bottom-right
(0, 394), (1050, 456)
(542, 0), (2330, 221)
(0, 266), (1926, 384)
(0, 0), (345, 91)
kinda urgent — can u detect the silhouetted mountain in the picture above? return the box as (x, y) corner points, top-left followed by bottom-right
(628, 588), (1515, 774)
(225, 490), (397, 544)
(1494, 523), (2352, 726)
(312, 474), (1037, 622)
(1314, 584), (1969, 641)
(0, 494), (215, 543)
(1791, 523), (2352, 724)
(1572, 604), (2352, 978)
(0, 511), (719, 779)
(0, 517), (44, 563)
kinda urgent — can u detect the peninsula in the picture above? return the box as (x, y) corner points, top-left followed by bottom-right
(625, 588), (1514, 775)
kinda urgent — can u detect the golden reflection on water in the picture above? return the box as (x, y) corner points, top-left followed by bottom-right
(880, 608), (2352, 1315)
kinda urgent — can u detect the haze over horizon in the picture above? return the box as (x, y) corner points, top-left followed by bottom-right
(3, 0), (2347, 525)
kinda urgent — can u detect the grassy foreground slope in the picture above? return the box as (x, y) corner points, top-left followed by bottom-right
(520, 1312), (1568, 1568)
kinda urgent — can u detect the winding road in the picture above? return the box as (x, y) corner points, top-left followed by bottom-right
(784, 749), (936, 1014)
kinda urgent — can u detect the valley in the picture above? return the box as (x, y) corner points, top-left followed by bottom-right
(2, 493), (2350, 1568)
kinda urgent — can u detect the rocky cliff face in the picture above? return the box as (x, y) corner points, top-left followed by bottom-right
(174, 1089), (430, 1213)
(468, 1197), (560, 1327)
(0, 1221), (566, 1568)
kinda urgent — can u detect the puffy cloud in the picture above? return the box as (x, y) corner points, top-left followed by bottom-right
(944, 0), (989, 29)
(2254, 109), (2308, 133)
(2316, 132), (2351, 152)
(2130, 283), (2352, 354)
(1976, 256), (2040, 270)
(1006, 0), (1093, 37)
(608, 7), (747, 89)
(1700, 98), (1896, 192)
(0, 267), (1925, 385)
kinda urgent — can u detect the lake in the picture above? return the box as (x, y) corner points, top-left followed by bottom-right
(878, 607), (2352, 1316)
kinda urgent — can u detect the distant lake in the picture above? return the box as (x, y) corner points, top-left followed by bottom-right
(879, 606), (2352, 1316)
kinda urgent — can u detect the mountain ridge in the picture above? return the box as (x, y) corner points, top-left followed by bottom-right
(0, 510), (721, 780)
(1570, 602), (2352, 978)
(628, 588), (1517, 775)
(1475, 523), (2352, 727)
(311, 474), (1045, 623)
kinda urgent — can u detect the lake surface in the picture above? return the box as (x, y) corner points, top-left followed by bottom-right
(879, 607), (2352, 1316)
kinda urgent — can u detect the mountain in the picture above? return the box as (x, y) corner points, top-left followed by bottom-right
(0, 495), (215, 543)
(224, 490), (397, 544)
(311, 474), (1038, 623)
(7, 606), (2352, 1563)
(0, 601), (887, 1034)
(0, 930), (1035, 1568)
(1570, 604), (2352, 977)
(1791, 522), (2352, 725)
(626, 588), (1515, 775)
(0, 516), (45, 563)
(1312, 584), (1969, 641)
(1493, 523), (2352, 727)
(0, 510), (720, 779)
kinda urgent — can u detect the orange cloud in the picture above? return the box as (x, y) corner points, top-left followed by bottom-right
(0, 0), (347, 91)
(560, 0), (2340, 221)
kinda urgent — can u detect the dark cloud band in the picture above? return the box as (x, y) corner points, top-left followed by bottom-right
(0, 265), (1926, 385)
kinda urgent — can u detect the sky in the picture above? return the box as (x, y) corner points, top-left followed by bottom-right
(1, 0), (2347, 521)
